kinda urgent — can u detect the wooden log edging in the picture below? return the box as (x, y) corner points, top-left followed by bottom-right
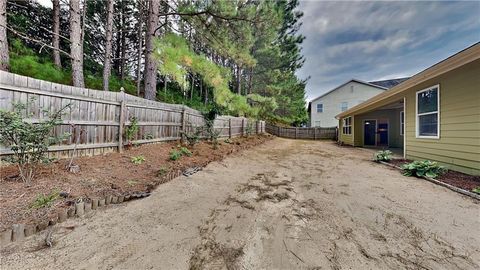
(378, 161), (480, 201)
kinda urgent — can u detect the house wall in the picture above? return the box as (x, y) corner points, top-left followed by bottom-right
(310, 82), (385, 127)
(353, 108), (404, 148)
(403, 60), (480, 175)
(339, 59), (480, 175)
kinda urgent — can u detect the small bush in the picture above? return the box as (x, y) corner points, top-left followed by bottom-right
(169, 149), (182, 161)
(401, 160), (446, 179)
(180, 147), (192, 157)
(472, 187), (480, 194)
(157, 166), (169, 177)
(374, 150), (393, 162)
(124, 117), (139, 145)
(30, 190), (60, 209)
(0, 101), (70, 185)
(131, 155), (145, 164)
(181, 123), (203, 147)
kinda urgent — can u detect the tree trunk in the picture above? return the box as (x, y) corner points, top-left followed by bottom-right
(236, 65), (242, 95)
(70, 0), (85, 87)
(143, 0), (160, 100)
(102, 0), (114, 91)
(52, 0), (61, 68)
(120, 0), (126, 82)
(0, 0), (9, 71)
(136, 0), (144, 96)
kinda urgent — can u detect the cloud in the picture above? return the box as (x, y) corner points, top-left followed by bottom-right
(297, 0), (480, 101)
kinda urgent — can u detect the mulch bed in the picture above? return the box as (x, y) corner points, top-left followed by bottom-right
(386, 159), (480, 194)
(0, 135), (273, 232)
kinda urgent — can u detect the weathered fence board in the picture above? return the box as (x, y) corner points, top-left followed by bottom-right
(266, 123), (337, 140)
(0, 71), (266, 159)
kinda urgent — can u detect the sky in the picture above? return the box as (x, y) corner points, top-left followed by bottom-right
(297, 0), (480, 101)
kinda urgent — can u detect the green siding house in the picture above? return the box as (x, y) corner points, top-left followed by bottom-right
(336, 43), (480, 175)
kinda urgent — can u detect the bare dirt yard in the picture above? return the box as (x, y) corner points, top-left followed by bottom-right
(1, 138), (479, 270)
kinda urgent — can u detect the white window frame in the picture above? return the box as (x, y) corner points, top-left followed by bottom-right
(316, 103), (323, 113)
(400, 111), (404, 136)
(415, 85), (440, 139)
(342, 116), (352, 135)
(341, 102), (348, 112)
(314, 120), (321, 127)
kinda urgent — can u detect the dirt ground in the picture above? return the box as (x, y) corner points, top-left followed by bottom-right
(1, 138), (479, 270)
(0, 135), (271, 231)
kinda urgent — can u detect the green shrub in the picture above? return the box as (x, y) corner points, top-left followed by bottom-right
(157, 166), (169, 177)
(169, 149), (182, 161)
(124, 117), (139, 145)
(472, 187), (480, 194)
(179, 147), (192, 157)
(401, 160), (446, 179)
(0, 101), (70, 185)
(374, 150), (393, 162)
(131, 155), (145, 164)
(181, 123), (203, 147)
(30, 190), (60, 209)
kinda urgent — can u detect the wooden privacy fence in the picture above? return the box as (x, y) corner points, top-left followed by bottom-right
(266, 123), (337, 140)
(0, 71), (265, 158)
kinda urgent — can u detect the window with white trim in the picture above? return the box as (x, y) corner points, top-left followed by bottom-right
(342, 117), (352, 135)
(316, 103), (323, 113)
(400, 111), (404, 136)
(341, 102), (348, 112)
(416, 86), (439, 138)
(314, 121), (321, 127)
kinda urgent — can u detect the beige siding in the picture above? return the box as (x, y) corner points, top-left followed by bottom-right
(403, 60), (480, 175)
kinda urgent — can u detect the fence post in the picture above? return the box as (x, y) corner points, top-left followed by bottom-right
(181, 106), (187, 143)
(256, 121), (259, 134)
(314, 127), (317, 140)
(229, 118), (232, 138)
(118, 100), (126, 153)
(241, 118), (245, 136)
(295, 127), (298, 139)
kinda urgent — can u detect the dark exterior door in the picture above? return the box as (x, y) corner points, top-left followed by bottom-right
(378, 123), (389, 145)
(364, 120), (376, 146)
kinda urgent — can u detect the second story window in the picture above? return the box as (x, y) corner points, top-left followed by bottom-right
(341, 102), (348, 112)
(316, 103), (323, 113)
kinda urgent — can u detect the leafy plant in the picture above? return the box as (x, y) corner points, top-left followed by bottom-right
(127, 180), (138, 186)
(245, 120), (255, 136)
(131, 155), (145, 164)
(169, 149), (182, 161)
(124, 117), (139, 145)
(203, 118), (222, 149)
(30, 190), (60, 209)
(157, 166), (169, 177)
(0, 101), (70, 185)
(144, 133), (154, 140)
(179, 147), (192, 157)
(374, 150), (393, 162)
(472, 187), (480, 194)
(401, 160), (446, 179)
(181, 123), (203, 147)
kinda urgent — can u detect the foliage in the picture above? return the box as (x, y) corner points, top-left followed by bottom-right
(30, 190), (60, 209)
(401, 160), (446, 179)
(374, 150), (393, 162)
(169, 149), (182, 161)
(245, 120), (255, 136)
(473, 187), (480, 194)
(179, 147), (192, 157)
(154, 33), (257, 117)
(157, 166), (169, 177)
(181, 123), (203, 147)
(0, 101), (70, 185)
(124, 117), (139, 144)
(131, 155), (145, 165)
(127, 180), (138, 187)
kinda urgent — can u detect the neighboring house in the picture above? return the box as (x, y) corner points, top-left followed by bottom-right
(308, 78), (407, 127)
(336, 43), (480, 175)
